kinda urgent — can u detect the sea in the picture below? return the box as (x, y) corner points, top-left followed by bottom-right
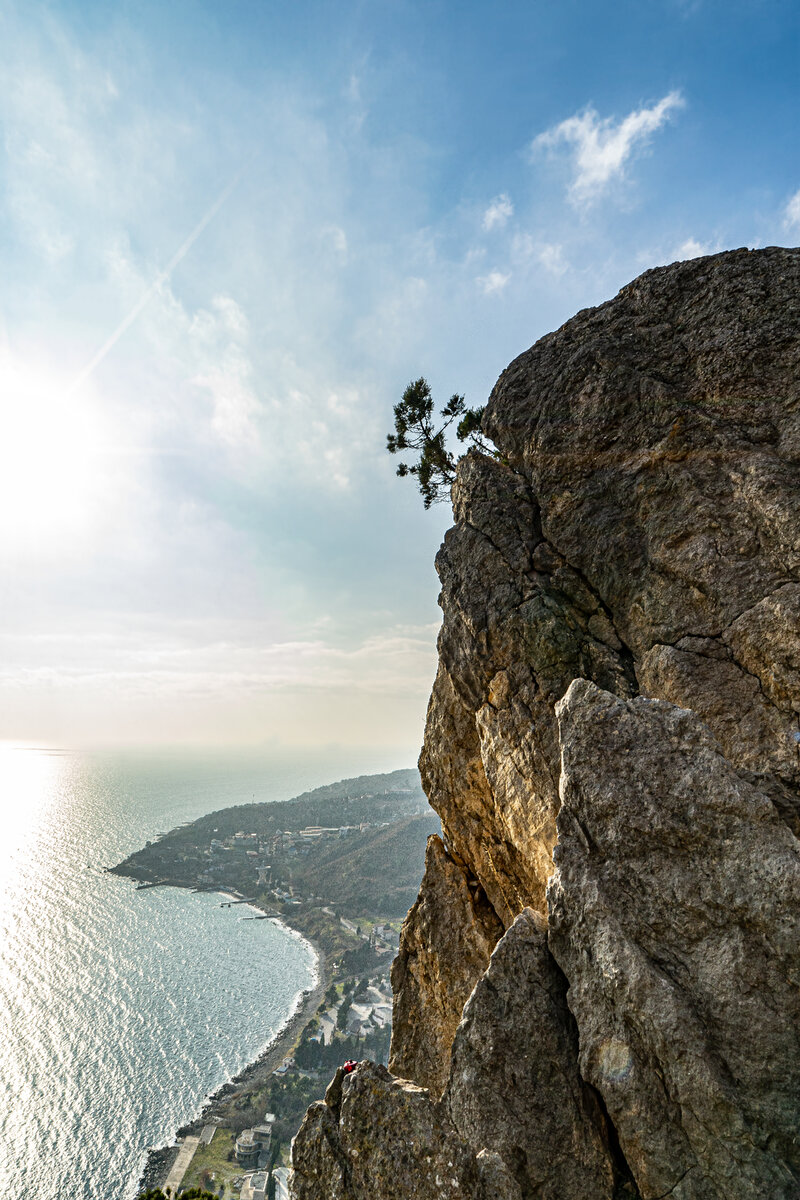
(0, 743), (406, 1200)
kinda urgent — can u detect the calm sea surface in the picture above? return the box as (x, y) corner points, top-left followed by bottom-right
(0, 745), (405, 1200)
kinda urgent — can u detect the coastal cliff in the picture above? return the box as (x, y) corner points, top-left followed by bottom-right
(290, 247), (800, 1200)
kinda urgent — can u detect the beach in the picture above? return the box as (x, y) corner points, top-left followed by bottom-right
(137, 908), (327, 1194)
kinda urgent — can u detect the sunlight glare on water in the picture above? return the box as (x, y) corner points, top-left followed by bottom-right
(0, 745), (375, 1200)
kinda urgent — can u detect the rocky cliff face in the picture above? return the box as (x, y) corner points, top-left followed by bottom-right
(290, 247), (800, 1200)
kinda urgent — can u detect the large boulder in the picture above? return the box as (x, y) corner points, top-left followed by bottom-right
(445, 908), (620, 1200)
(290, 1061), (519, 1200)
(548, 679), (800, 1199)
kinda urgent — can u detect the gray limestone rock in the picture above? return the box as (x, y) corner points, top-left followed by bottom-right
(445, 908), (617, 1200)
(637, 641), (799, 781)
(420, 451), (636, 929)
(291, 1061), (490, 1200)
(389, 835), (503, 1097)
(724, 583), (800, 716)
(292, 248), (800, 1200)
(290, 1099), (350, 1200)
(484, 247), (800, 658)
(293, 914), (626, 1200)
(473, 1151), (523, 1200)
(548, 678), (800, 1200)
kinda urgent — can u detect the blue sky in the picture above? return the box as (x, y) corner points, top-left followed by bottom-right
(0, 0), (797, 751)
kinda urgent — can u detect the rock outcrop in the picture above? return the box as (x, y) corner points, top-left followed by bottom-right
(291, 247), (800, 1200)
(444, 908), (620, 1200)
(291, 1060), (524, 1200)
(389, 835), (504, 1096)
(549, 679), (800, 1198)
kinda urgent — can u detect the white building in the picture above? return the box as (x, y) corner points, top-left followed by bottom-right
(346, 1000), (393, 1037)
(273, 1166), (291, 1200)
(234, 1113), (275, 1168)
(240, 1170), (268, 1200)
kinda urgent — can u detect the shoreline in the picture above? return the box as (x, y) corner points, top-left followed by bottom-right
(136, 892), (327, 1195)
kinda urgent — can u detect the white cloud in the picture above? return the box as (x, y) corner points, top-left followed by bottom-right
(641, 235), (720, 268)
(190, 296), (262, 449)
(672, 237), (710, 260)
(320, 223), (348, 256)
(0, 621), (439, 697)
(784, 189), (800, 229)
(537, 242), (567, 276)
(478, 269), (510, 294)
(482, 194), (513, 231)
(343, 70), (369, 134)
(97, 232), (263, 454)
(532, 91), (684, 206)
(510, 234), (568, 277)
(195, 360), (261, 449)
(0, 621), (440, 746)
(211, 294), (250, 339)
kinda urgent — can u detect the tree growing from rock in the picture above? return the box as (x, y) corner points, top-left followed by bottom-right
(386, 378), (495, 508)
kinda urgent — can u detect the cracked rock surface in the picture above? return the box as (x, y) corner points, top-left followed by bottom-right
(291, 1061), (515, 1200)
(389, 835), (504, 1097)
(444, 908), (620, 1200)
(549, 679), (800, 1199)
(291, 248), (800, 1200)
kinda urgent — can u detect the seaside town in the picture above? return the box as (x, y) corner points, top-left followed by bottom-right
(115, 771), (437, 1199)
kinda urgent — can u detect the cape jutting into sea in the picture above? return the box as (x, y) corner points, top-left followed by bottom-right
(0, 745), (398, 1200)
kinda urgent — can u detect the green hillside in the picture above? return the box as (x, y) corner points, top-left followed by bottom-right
(113, 768), (426, 882)
(290, 813), (440, 917)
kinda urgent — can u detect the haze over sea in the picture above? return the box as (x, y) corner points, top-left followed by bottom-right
(0, 744), (405, 1200)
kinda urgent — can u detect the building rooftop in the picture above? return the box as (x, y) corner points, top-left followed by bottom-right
(241, 1171), (268, 1200)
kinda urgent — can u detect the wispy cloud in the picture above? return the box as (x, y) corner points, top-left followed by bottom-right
(672, 0), (703, 16)
(97, 234), (263, 457)
(0, 622), (440, 745)
(320, 223), (348, 256)
(511, 234), (568, 277)
(65, 172), (243, 398)
(537, 242), (567, 276)
(0, 622), (439, 696)
(191, 296), (261, 450)
(672, 236), (711, 260)
(784, 189), (800, 229)
(478, 269), (510, 294)
(482, 194), (513, 231)
(531, 91), (684, 207)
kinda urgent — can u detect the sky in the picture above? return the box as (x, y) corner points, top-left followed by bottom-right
(0, 0), (797, 754)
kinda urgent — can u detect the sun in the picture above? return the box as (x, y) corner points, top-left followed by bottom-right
(0, 351), (105, 555)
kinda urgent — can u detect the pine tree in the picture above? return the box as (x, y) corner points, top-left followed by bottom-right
(386, 377), (495, 508)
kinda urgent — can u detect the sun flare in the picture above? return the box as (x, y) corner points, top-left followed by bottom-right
(0, 353), (104, 554)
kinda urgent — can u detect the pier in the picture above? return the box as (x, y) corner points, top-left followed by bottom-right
(162, 1135), (200, 1193)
